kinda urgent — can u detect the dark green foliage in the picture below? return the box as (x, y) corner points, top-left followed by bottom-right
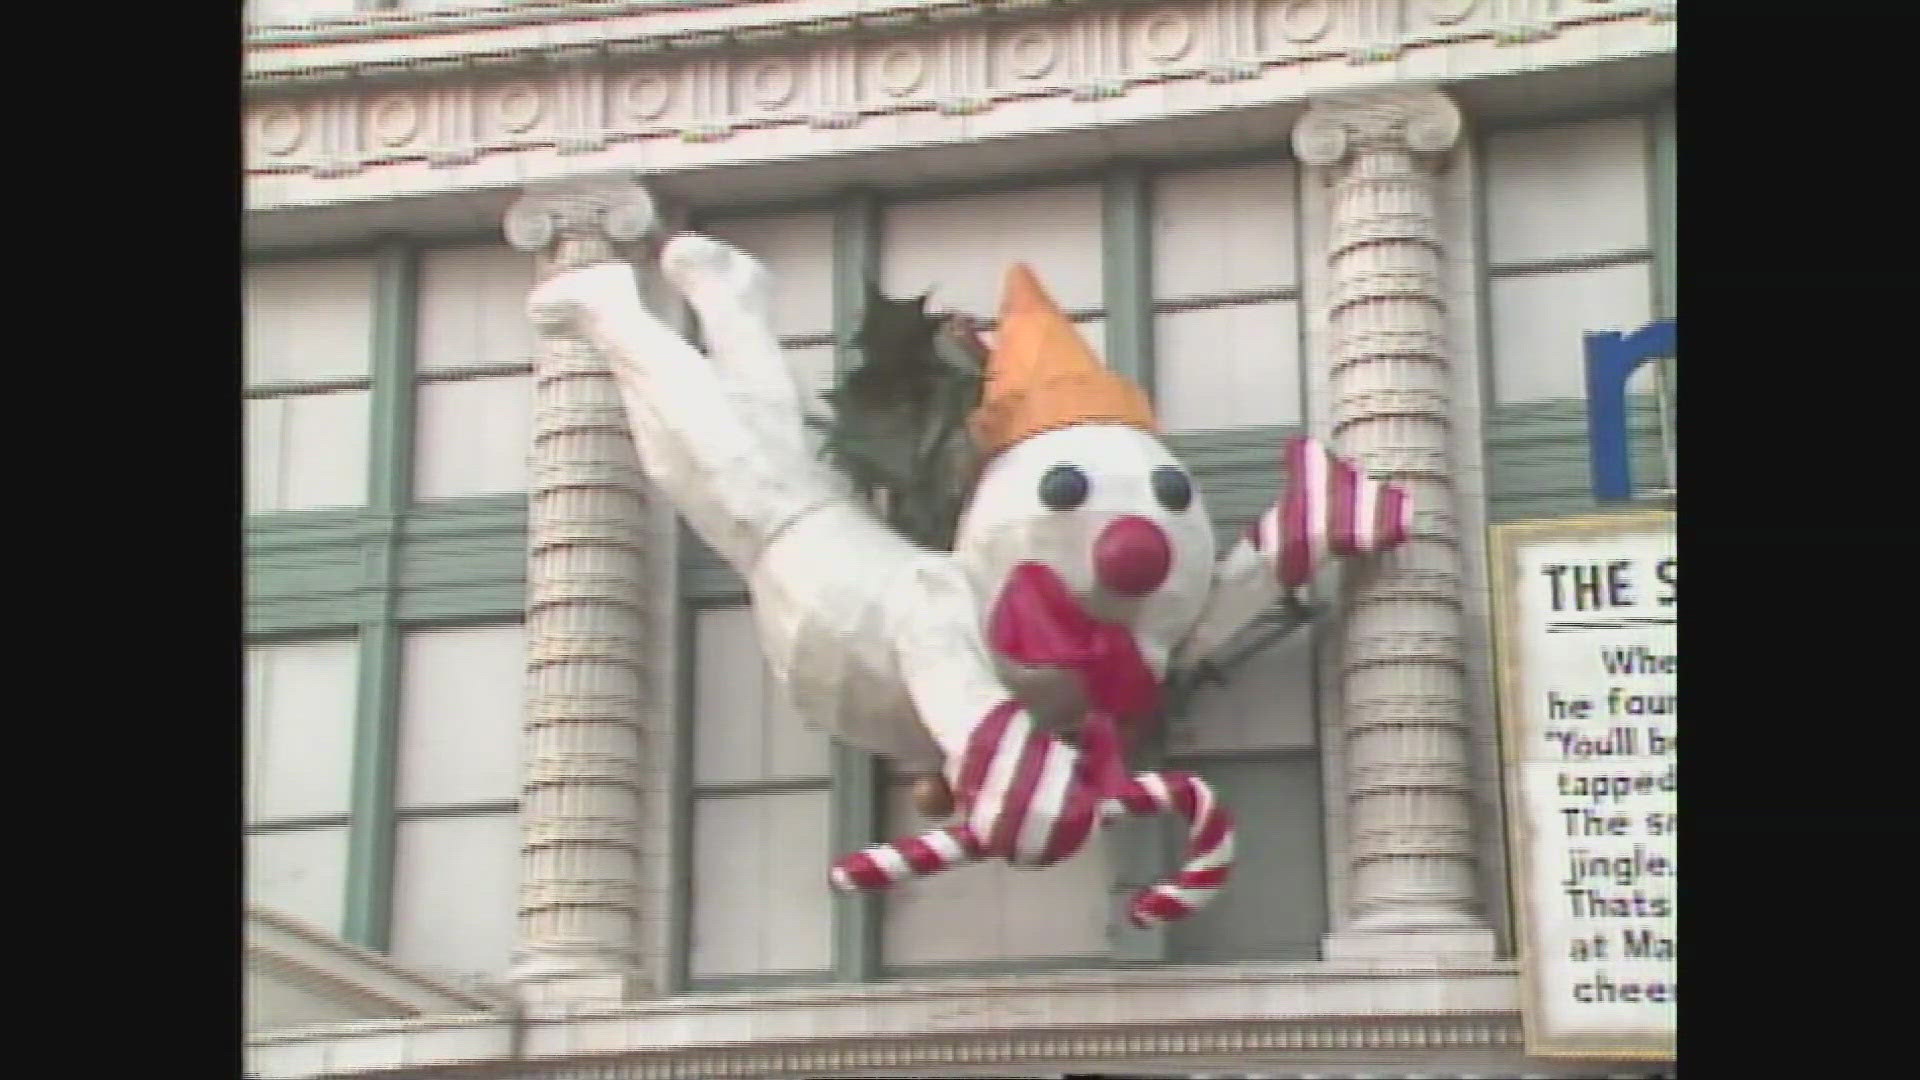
(814, 284), (988, 551)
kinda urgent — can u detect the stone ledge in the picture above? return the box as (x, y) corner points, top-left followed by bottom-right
(243, 959), (1612, 1079)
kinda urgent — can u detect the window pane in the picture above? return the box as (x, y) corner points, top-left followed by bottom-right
(703, 212), (836, 338)
(412, 375), (533, 500)
(246, 826), (350, 935)
(246, 640), (359, 823)
(880, 782), (1112, 967)
(1491, 263), (1654, 404)
(694, 607), (830, 785)
(1153, 162), (1297, 299)
(1169, 639), (1315, 755)
(691, 790), (832, 978)
(398, 625), (526, 809)
(1154, 301), (1301, 431)
(975, 316), (1108, 367)
(883, 185), (1103, 319)
(244, 258), (375, 386)
(1487, 117), (1650, 265)
(1167, 755), (1326, 961)
(247, 0), (359, 27)
(788, 342), (837, 417)
(390, 812), (520, 980)
(245, 390), (371, 513)
(396, 0), (494, 12)
(416, 247), (537, 373)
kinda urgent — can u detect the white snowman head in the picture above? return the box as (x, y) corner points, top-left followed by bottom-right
(953, 265), (1217, 726)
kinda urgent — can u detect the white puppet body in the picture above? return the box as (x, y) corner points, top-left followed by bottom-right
(529, 231), (1397, 916)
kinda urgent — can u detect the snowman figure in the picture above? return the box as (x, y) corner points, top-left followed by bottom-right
(527, 225), (1411, 928)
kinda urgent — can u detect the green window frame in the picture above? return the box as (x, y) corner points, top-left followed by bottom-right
(245, 236), (531, 955)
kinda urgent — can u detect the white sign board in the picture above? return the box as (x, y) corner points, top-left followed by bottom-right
(1490, 511), (1675, 1061)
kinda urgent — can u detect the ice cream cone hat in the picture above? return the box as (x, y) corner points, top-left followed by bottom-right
(970, 263), (1157, 459)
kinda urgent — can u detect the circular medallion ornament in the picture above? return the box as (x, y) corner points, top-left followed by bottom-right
(1423, 0), (1480, 24)
(1274, 0), (1333, 43)
(370, 95), (420, 148)
(1139, 13), (1193, 63)
(615, 73), (673, 121)
(496, 83), (545, 133)
(1007, 30), (1057, 79)
(256, 106), (305, 157)
(876, 47), (926, 97)
(748, 61), (797, 109)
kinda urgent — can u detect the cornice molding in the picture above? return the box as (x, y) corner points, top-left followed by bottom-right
(245, 0), (1142, 87)
(245, 0), (1674, 215)
(248, 2), (779, 45)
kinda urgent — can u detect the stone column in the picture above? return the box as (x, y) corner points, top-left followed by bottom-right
(505, 176), (657, 1002)
(1292, 91), (1494, 956)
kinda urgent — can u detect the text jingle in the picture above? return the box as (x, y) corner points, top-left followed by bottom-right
(1561, 844), (1673, 888)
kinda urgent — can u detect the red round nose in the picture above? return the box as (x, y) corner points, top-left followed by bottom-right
(1093, 515), (1172, 597)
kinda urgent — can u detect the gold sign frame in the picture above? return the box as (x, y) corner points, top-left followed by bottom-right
(1488, 509), (1676, 1062)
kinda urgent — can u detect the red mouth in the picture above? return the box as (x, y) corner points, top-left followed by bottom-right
(986, 561), (1162, 721)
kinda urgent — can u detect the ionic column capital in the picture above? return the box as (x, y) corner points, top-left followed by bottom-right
(505, 174), (661, 275)
(1291, 88), (1462, 167)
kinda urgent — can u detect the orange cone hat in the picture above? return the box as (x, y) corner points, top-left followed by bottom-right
(970, 263), (1157, 459)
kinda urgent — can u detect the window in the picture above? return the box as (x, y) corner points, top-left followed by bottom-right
(1147, 161), (1325, 962)
(1164, 642), (1325, 961)
(702, 211), (840, 428)
(246, 1), (364, 30)
(244, 258), (375, 513)
(1482, 114), (1672, 514)
(1486, 116), (1657, 405)
(883, 184), (1105, 327)
(880, 776), (1116, 968)
(414, 246), (536, 501)
(688, 606), (833, 982)
(246, 241), (531, 983)
(1151, 162), (1303, 431)
(389, 625), (525, 979)
(245, 638), (359, 934)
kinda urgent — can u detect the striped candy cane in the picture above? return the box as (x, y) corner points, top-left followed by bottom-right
(829, 769), (1234, 929)
(1104, 770), (1235, 928)
(830, 707), (1235, 928)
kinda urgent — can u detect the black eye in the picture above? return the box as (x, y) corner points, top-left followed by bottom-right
(1152, 467), (1192, 511)
(1038, 464), (1089, 510)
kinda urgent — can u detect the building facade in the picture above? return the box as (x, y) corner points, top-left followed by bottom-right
(243, 2), (1675, 1077)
